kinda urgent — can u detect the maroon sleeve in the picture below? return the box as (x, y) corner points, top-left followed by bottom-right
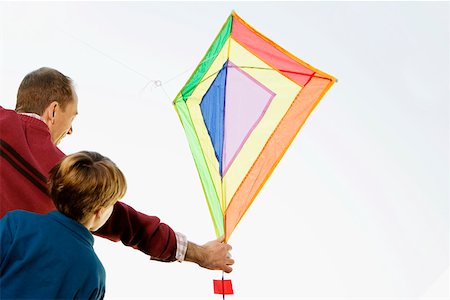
(0, 107), (178, 261)
(94, 201), (178, 262)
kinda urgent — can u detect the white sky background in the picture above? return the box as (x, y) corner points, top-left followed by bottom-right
(0, 1), (449, 299)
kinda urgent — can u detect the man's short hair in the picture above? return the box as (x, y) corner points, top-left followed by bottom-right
(16, 67), (74, 115)
(48, 151), (127, 224)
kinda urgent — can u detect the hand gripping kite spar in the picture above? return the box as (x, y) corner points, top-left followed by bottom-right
(173, 11), (336, 296)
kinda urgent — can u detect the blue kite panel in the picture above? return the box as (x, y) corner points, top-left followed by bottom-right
(200, 61), (228, 176)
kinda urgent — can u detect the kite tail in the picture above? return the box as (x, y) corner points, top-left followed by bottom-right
(222, 271), (226, 300)
(213, 270), (233, 297)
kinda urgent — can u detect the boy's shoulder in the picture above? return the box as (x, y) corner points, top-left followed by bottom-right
(4, 209), (43, 220)
(2, 210), (48, 229)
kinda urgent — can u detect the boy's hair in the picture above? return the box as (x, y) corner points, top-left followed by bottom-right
(48, 151), (127, 224)
(16, 67), (74, 115)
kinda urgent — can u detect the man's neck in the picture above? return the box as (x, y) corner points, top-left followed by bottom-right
(19, 112), (44, 122)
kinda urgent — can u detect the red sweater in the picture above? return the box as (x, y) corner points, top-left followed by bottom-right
(0, 106), (177, 261)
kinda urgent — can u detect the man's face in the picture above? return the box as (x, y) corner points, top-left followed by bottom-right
(52, 91), (78, 145)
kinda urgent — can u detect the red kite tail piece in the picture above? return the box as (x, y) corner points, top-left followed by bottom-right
(213, 272), (233, 298)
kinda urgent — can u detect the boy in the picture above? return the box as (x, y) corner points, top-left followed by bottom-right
(0, 151), (127, 299)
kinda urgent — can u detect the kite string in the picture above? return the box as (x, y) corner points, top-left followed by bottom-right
(140, 54), (217, 100)
(61, 29), (151, 81)
(60, 27), (214, 101)
(222, 271), (225, 300)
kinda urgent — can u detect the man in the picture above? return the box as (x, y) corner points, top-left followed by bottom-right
(0, 67), (233, 273)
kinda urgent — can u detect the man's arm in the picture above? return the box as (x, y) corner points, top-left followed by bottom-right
(94, 201), (178, 261)
(95, 201), (235, 272)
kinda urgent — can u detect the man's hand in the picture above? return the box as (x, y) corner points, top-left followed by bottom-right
(185, 236), (234, 273)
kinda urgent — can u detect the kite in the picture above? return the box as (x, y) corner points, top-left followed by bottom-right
(173, 11), (336, 295)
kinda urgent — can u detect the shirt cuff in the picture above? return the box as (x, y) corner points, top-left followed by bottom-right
(175, 232), (187, 262)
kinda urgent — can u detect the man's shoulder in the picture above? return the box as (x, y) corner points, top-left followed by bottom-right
(0, 106), (65, 171)
(0, 106), (45, 128)
(0, 106), (18, 120)
(0, 106), (11, 112)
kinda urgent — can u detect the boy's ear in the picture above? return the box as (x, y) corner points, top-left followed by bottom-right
(95, 206), (110, 220)
(94, 207), (104, 219)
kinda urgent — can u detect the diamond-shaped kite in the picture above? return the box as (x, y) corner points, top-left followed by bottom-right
(173, 11), (336, 244)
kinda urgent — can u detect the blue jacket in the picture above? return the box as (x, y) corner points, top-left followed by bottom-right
(1, 210), (105, 299)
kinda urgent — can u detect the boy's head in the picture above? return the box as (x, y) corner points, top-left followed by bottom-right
(48, 151), (127, 230)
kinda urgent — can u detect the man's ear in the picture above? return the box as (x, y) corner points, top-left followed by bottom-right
(42, 101), (59, 125)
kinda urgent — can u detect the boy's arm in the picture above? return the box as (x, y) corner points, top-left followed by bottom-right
(93, 201), (178, 261)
